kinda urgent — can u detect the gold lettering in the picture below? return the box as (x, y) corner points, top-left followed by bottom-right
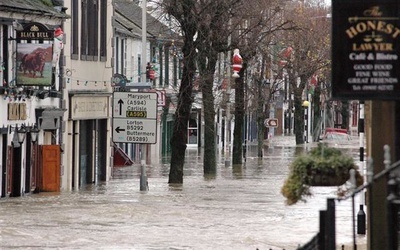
(36, 32), (49, 38)
(346, 20), (400, 39)
(352, 43), (393, 51)
(20, 32), (36, 38)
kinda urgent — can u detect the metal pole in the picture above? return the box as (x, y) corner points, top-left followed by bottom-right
(307, 94), (311, 143)
(304, 104), (308, 143)
(350, 169), (357, 249)
(327, 198), (336, 250)
(140, 0), (148, 191)
(357, 101), (366, 235)
(225, 20), (232, 167)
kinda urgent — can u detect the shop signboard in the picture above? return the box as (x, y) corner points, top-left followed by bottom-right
(332, 0), (400, 99)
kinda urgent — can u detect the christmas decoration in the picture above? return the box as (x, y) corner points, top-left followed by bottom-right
(52, 27), (64, 67)
(232, 48), (242, 78)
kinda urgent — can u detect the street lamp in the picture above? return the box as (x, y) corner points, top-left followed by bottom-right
(9, 124), (25, 147)
(17, 124), (27, 144)
(302, 100), (310, 143)
(30, 124), (39, 143)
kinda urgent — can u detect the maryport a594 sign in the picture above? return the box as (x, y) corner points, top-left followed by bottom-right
(332, 0), (400, 100)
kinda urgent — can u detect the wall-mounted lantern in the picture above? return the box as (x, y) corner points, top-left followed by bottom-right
(30, 124), (39, 143)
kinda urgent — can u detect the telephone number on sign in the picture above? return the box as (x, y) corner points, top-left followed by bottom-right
(127, 136), (149, 142)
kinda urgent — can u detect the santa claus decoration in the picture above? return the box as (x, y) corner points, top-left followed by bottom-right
(232, 48), (242, 78)
(52, 27), (64, 68)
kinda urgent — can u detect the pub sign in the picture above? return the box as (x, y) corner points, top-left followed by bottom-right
(15, 22), (54, 86)
(332, 0), (400, 100)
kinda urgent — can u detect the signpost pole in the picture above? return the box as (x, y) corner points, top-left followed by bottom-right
(140, 145), (147, 191)
(140, 0), (148, 191)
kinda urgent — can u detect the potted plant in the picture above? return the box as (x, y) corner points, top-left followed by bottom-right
(281, 143), (363, 205)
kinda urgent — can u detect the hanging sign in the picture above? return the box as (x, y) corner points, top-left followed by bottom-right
(332, 0), (400, 100)
(16, 22), (57, 86)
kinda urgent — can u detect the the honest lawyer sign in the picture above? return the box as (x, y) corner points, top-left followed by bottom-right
(332, 0), (400, 100)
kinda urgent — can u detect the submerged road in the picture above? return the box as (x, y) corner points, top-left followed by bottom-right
(0, 136), (367, 249)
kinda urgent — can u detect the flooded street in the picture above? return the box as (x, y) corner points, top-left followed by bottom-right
(0, 136), (366, 249)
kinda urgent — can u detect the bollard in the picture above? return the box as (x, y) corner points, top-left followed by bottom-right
(357, 204), (366, 234)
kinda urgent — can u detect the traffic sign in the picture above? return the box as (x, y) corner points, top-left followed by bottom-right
(112, 92), (158, 143)
(113, 118), (157, 143)
(264, 118), (278, 128)
(113, 92), (157, 119)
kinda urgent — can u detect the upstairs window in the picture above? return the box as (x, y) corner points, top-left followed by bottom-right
(81, 0), (99, 61)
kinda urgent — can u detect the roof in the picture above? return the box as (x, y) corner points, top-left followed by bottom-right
(0, 0), (68, 19)
(113, 0), (179, 42)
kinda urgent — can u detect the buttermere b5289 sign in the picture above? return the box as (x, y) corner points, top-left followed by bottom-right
(332, 0), (400, 100)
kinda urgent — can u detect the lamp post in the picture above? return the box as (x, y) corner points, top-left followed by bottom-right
(140, 0), (148, 191)
(302, 99), (310, 143)
(27, 124), (39, 193)
(9, 124), (26, 197)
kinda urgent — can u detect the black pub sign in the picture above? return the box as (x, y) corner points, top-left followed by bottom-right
(16, 22), (53, 40)
(332, 0), (400, 100)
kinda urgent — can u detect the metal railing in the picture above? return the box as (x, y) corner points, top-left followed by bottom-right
(298, 145), (400, 250)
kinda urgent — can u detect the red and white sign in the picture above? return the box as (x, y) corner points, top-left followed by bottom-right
(264, 118), (278, 128)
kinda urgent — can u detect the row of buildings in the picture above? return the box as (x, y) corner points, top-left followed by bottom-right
(0, 0), (184, 197)
(0, 0), (359, 197)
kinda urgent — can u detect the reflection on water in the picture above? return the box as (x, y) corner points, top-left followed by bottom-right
(0, 136), (366, 249)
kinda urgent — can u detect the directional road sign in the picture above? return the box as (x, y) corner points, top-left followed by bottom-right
(264, 118), (278, 128)
(113, 118), (157, 143)
(113, 92), (157, 119)
(112, 92), (158, 143)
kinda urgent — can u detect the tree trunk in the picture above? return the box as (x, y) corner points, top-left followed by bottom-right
(291, 73), (308, 145)
(232, 68), (245, 164)
(312, 84), (321, 142)
(200, 59), (217, 175)
(294, 89), (305, 145)
(202, 80), (217, 174)
(341, 101), (349, 130)
(168, 38), (196, 184)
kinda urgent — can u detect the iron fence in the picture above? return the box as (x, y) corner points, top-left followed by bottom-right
(298, 145), (400, 250)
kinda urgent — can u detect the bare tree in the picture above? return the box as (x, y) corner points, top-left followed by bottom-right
(163, 0), (198, 184)
(230, 2), (294, 162)
(279, 2), (330, 145)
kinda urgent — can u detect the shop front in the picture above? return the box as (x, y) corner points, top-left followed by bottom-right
(67, 95), (111, 190)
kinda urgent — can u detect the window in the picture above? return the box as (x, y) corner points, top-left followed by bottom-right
(164, 46), (169, 86)
(71, 0), (79, 59)
(71, 0), (108, 61)
(81, 0), (99, 61)
(137, 55), (141, 82)
(100, 0), (107, 60)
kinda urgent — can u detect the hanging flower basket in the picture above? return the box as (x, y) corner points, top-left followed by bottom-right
(281, 143), (363, 205)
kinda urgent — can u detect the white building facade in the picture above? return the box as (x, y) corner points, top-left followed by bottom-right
(61, 0), (114, 191)
(0, 1), (67, 197)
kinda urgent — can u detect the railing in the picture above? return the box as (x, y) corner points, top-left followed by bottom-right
(298, 145), (400, 250)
